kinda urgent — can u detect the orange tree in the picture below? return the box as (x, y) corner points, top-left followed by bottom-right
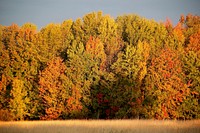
(144, 46), (190, 119)
(38, 57), (70, 120)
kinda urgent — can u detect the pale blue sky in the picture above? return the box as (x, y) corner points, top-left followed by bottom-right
(0, 0), (200, 29)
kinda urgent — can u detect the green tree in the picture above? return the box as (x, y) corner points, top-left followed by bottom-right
(65, 41), (99, 118)
(72, 18), (84, 44)
(181, 51), (200, 119)
(181, 29), (200, 119)
(111, 41), (150, 118)
(116, 14), (168, 50)
(60, 19), (74, 59)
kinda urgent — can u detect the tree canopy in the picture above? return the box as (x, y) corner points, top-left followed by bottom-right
(0, 12), (199, 120)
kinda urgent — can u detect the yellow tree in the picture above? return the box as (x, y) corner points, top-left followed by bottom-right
(0, 25), (9, 111)
(97, 14), (123, 69)
(82, 11), (123, 69)
(36, 23), (63, 63)
(61, 19), (74, 44)
(3, 23), (39, 119)
(0, 24), (21, 118)
(9, 78), (29, 120)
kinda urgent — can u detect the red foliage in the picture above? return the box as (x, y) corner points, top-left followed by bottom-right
(97, 93), (104, 104)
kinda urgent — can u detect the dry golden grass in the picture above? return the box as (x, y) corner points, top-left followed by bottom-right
(0, 120), (200, 133)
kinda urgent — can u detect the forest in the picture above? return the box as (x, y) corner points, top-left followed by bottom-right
(0, 11), (199, 121)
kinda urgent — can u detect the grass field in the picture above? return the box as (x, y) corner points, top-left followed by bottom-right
(0, 120), (200, 133)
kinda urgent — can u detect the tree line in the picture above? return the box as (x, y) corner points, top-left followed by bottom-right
(0, 11), (199, 120)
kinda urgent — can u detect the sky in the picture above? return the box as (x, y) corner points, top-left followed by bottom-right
(0, 0), (200, 29)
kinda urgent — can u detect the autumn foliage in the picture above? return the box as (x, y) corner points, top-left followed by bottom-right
(145, 47), (190, 119)
(0, 12), (199, 120)
(38, 57), (69, 120)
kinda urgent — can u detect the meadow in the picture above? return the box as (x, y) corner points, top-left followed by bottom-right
(0, 120), (200, 133)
